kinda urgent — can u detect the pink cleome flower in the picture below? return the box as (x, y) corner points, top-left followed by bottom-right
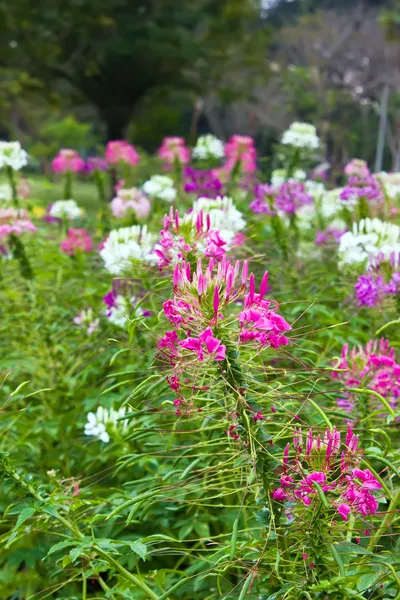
(60, 228), (92, 256)
(272, 426), (383, 522)
(105, 141), (140, 166)
(158, 137), (190, 166)
(52, 149), (85, 173)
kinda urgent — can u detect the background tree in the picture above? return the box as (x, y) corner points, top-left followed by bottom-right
(0, 0), (269, 143)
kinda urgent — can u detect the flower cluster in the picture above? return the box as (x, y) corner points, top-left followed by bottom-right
(84, 406), (128, 443)
(84, 157), (108, 172)
(239, 271), (291, 348)
(183, 167), (223, 198)
(49, 199), (83, 221)
(354, 252), (400, 308)
(272, 426), (383, 522)
(73, 308), (99, 335)
(281, 122), (320, 149)
(377, 171), (400, 202)
(158, 259), (291, 415)
(333, 338), (400, 416)
(103, 288), (148, 327)
(191, 196), (246, 247)
(52, 149), (85, 173)
(142, 175), (176, 202)
(100, 225), (157, 275)
(60, 228), (92, 256)
(159, 137), (190, 165)
(111, 187), (150, 219)
(0, 141), (28, 171)
(224, 135), (257, 174)
(0, 208), (37, 239)
(192, 135), (225, 161)
(250, 181), (313, 217)
(338, 218), (400, 267)
(340, 159), (384, 209)
(155, 207), (230, 269)
(105, 141), (140, 166)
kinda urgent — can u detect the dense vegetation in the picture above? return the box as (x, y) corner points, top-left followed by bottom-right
(0, 127), (399, 599)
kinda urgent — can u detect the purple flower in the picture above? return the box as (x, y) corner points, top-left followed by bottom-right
(274, 181), (313, 215)
(354, 274), (383, 307)
(183, 167), (223, 198)
(103, 291), (117, 309)
(84, 157), (109, 173)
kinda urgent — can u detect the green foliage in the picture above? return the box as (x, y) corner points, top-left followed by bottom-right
(0, 145), (399, 599)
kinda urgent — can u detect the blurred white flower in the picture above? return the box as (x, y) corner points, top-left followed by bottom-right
(338, 218), (400, 267)
(281, 122), (320, 149)
(376, 172), (400, 202)
(142, 175), (176, 202)
(84, 406), (128, 443)
(73, 308), (99, 335)
(0, 184), (12, 204)
(100, 225), (157, 275)
(192, 134), (225, 160)
(50, 199), (82, 220)
(0, 141), (28, 170)
(191, 195), (246, 246)
(105, 294), (143, 328)
(271, 168), (306, 187)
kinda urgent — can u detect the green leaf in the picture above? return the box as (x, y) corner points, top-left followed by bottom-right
(130, 540), (147, 561)
(15, 506), (36, 529)
(46, 539), (78, 557)
(335, 542), (373, 555)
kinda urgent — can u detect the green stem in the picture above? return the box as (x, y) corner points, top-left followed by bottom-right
(6, 166), (18, 208)
(64, 170), (73, 199)
(375, 318), (400, 336)
(95, 547), (160, 599)
(9, 233), (33, 279)
(366, 489), (400, 553)
(348, 387), (396, 419)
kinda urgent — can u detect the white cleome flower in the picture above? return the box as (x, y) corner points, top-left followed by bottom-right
(100, 225), (157, 275)
(281, 122), (320, 149)
(192, 134), (225, 160)
(142, 175), (176, 202)
(0, 141), (28, 170)
(376, 173), (400, 202)
(271, 168), (306, 187)
(105, 295), (143, 328)
(84, 406), (128, 443)
(191, 195), (246, 246)
(49, 199), (82, 220)
(0, 184), (12, 204)
(338, 218), (400, 267)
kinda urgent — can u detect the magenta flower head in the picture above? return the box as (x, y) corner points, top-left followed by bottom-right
(224, 135), (257, 174)
(60, 228), (92, 256)
(52, 149), (85, 173)
(159, 257), (292, 417)
(272, 426), (384, 523)
(333, 338), (400, 418)
(105, 140), (140, 166)
(159, 137), (190, 166)
(183, 167), (223, 198)
(154, 206), (231, 270)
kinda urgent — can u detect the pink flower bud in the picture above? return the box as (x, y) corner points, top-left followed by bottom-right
(259, 271), (269, 299)
(241, 260), (248, 285)
(213, 286), (220, 316)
